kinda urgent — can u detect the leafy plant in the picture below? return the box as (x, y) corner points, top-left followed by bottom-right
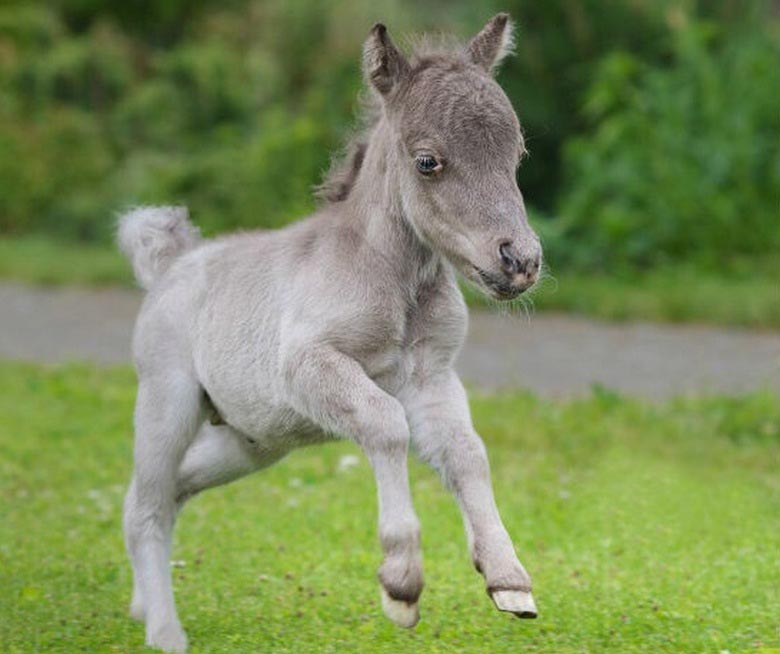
(555, 21), (780, 269)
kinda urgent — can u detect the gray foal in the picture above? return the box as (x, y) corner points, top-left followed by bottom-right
(119, 14), (542, 653)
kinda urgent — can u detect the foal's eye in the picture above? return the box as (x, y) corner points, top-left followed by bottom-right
(415, 155), (441, 176)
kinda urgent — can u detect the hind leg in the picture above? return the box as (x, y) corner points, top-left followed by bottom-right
(129, 422), (285, 623)
(175, 423), (286, 506)
(123, 372), (203, 653)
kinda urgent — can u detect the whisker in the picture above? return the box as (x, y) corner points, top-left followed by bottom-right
(535, 263), (559, 294)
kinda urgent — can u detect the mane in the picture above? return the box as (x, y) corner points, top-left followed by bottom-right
(315, 34), (468, 205)
(314, 90), (381, 204)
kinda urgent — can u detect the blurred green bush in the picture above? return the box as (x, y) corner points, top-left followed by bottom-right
(554, 18), (780, 270)
(0, 1), (777, 272)
(0, 1), (359, 241)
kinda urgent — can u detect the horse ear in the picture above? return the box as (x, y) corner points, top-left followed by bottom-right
(466, 13), (514, 74)
(363, 23), (410, 96)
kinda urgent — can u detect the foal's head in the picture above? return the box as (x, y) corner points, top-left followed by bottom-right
(364, 14), (541, 300)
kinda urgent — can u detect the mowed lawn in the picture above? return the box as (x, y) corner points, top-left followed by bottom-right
(1, 363), (779, 653)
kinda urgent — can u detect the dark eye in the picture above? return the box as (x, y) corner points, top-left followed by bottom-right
(415, 155), (441, 176)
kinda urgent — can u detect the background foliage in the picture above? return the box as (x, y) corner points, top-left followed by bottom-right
(0, 0), (777, 272)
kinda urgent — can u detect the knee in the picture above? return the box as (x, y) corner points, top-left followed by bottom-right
(439, 432), (491, 486)
(347, 398), (411, 468)
(123, 477), (176, 535)
(459, 433), (490, 468)
(374, 427), (410, 461)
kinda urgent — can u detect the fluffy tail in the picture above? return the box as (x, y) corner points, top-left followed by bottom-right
(117, 206), (201, 290)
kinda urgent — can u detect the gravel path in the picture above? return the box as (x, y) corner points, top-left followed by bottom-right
(1, 282), (778, 398)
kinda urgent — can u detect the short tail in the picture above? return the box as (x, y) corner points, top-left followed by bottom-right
(117, 206), (201, 290)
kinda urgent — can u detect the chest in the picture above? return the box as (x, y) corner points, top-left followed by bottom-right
(353, 274), (469, 395)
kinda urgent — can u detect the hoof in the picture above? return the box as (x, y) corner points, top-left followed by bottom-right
(146, 623), (188, 653)
(381, 587), (420, 628)
(491, 589), (538, 619)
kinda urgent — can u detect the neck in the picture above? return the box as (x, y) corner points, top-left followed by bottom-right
(345, 117), (442, 290)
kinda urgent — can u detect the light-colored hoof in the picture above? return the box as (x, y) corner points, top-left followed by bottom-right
(146, 623), (188, 654)
(491, 589), (538, 619)
(381, 587), (420, 628)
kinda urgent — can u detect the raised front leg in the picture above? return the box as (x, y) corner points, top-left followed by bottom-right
(401, 370), (537, 618)
(282, 345), (423, 627)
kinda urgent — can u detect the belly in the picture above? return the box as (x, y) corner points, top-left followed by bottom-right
(194, 294), (413, 440)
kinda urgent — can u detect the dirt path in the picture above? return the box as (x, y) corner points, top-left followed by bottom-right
(1, 282), (778, 398)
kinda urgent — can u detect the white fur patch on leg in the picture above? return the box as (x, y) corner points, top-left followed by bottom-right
(491, 589), (538, 618)
(380, 587), (420, 628)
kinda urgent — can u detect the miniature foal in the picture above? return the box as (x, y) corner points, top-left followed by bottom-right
(120, 14), (541, 652)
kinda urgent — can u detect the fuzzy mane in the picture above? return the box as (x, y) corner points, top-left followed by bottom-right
(314, 91), (380, 204)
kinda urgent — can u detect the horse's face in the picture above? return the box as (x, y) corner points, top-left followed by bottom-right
(364, 15), (542, 300)
(394, 61), (541, 299)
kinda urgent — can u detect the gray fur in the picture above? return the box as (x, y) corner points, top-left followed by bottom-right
(121, 15), (541, 653)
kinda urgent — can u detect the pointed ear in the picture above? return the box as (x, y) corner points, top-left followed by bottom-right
(363, 23), (410, 96)
(466, 13), (514, 74)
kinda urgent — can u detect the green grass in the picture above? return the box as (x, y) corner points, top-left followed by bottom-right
(0, 237), (133, 287)
(1, 363), (779, 653)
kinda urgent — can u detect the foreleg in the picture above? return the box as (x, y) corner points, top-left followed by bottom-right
(402, 370), (537, 618)
(283, 344), (423, 627)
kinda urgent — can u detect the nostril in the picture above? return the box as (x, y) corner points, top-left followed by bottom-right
(498, 242), (519, 274)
